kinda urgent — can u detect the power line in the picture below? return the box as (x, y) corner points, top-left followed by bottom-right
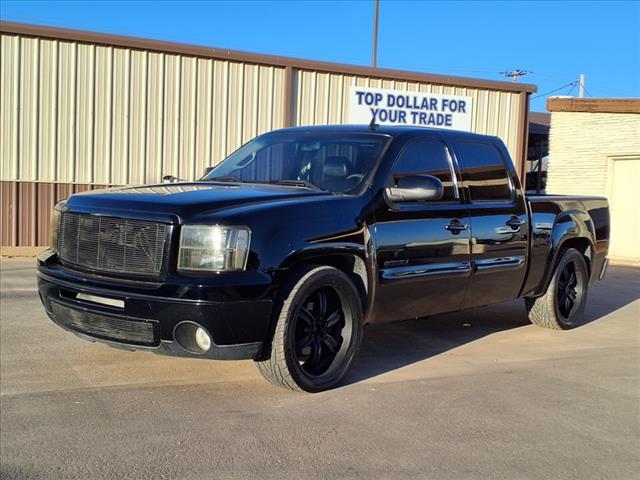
(377, 60), (501, 76)
(509, 71), (607, 94)
(531, 81), (578, 100)
(581, 83), (595, 98)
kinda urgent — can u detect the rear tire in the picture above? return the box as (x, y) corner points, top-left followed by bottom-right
(255, 266), (363, 392)
(525, 248), (589, 330)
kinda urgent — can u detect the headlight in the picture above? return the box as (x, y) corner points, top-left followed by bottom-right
(50, 207), (61, 252)
(178, 225), (251, 272)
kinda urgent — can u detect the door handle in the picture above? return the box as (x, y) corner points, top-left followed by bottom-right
(445, 219), (469, 234)
(505, 216), (525, 230)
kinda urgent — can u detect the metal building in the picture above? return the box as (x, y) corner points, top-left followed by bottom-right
(0, 21), (536, 248)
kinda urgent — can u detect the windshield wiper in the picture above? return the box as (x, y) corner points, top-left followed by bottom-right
(205, 176), (326, 192)
(267, 179), (325, 191)
(205, 175), (243, 183)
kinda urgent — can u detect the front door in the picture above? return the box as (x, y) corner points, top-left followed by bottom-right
(451, 140), (529, 308)
(370, 138), (472, 323)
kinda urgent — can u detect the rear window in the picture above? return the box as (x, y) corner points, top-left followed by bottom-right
(453, 142), (512, 201)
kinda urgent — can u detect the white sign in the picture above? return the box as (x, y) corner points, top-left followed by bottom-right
(349, 86), (473, 131)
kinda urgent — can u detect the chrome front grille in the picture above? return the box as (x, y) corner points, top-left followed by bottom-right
(50, 301), (159, 346)
(57, 212), (168, 276)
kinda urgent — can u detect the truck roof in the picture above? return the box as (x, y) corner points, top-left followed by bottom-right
(270, 124), (499, 142)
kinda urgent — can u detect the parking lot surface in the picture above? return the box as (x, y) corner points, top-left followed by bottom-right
(1, 260), (638, 480)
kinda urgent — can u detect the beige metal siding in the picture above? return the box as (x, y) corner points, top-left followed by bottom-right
(1, 31), (524, 183)
(1, 26), (532, 247)
(1, 34), (19, 181)
(0, 33), (286, 185)
(0, 180), (110, 247)
(293, 70), (524, 163)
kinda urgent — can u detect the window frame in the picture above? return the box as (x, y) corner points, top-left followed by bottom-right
(387, 137), (463, 204)
(450, 140), (516, 205)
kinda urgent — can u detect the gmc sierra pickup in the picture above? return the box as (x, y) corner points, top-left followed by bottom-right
(37, 125), (610, 392)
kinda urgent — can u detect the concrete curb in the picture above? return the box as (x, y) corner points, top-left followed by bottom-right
(1, 246), (47, 258)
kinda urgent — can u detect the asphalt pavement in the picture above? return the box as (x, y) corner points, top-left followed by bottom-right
(1, 259), (639, 480)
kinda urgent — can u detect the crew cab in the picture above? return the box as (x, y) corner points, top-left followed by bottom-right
(37, 125), (610, 392)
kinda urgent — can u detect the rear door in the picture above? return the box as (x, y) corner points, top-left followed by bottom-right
(371, 138), (472, 323)
(452, 140), (529, 308)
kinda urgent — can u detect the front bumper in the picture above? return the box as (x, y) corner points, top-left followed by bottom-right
(37, 252), (274, 360)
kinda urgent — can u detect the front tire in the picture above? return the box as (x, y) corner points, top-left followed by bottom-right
(255, 266), (363, 392)
(525, 248), (589, 330)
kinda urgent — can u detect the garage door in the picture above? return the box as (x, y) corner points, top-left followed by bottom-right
(608, 156), (640, 263)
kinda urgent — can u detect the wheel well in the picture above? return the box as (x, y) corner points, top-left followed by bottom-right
(288, 254), (369, 313)
(559, 237), (592, 275)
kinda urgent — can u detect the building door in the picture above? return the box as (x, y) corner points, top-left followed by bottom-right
(608, 156), (640, 263)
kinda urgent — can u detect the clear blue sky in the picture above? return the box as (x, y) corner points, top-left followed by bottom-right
(2, 0), (639, 111)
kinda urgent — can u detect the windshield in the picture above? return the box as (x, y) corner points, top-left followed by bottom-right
(202, 132), (390, 193)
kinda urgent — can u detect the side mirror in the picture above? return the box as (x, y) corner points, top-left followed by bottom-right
(202, 166), (215, 178)
(385, 174), (444, 203)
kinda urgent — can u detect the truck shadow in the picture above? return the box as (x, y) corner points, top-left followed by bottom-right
(346, 300), (529, 385)
(346, 265), (640, 385)
(582, 265), (640, 323)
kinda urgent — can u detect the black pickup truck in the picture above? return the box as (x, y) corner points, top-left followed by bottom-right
(37, 125), (610, 392)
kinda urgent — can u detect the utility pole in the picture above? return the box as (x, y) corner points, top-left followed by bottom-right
(372, 0), (379, 68)
(500, 69), (532, 82)
(579, 73), (585, 98)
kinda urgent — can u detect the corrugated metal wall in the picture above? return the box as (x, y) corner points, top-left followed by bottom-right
(293, 70), (523, 162)
(0, 180), (109, 246)
(1, 33), (286, 185)
(1, 30), (528, 247)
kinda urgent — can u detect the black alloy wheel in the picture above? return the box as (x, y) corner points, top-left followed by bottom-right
(525, 247), (589, 330)
(255, 265), (363, 392)
(293, 287), (347, 376)
(556, 261), (582, 320)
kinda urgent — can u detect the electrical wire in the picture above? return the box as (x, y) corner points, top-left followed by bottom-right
(531, 81), (578, 100)
(580, 84), (595, 97)
(380, 61), (500, 76)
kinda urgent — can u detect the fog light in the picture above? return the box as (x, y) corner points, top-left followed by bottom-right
(174, 321), (213, 354)
(195, 327), (211, 352)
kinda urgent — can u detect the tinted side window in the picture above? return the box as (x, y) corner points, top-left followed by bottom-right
(391, 140), (457, 201)
(454, 142), (512, 201)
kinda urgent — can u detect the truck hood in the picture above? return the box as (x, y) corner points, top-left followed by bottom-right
(63, 182), (330, 220)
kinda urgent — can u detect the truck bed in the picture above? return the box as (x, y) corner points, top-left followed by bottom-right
(521, 194), (610, 297)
